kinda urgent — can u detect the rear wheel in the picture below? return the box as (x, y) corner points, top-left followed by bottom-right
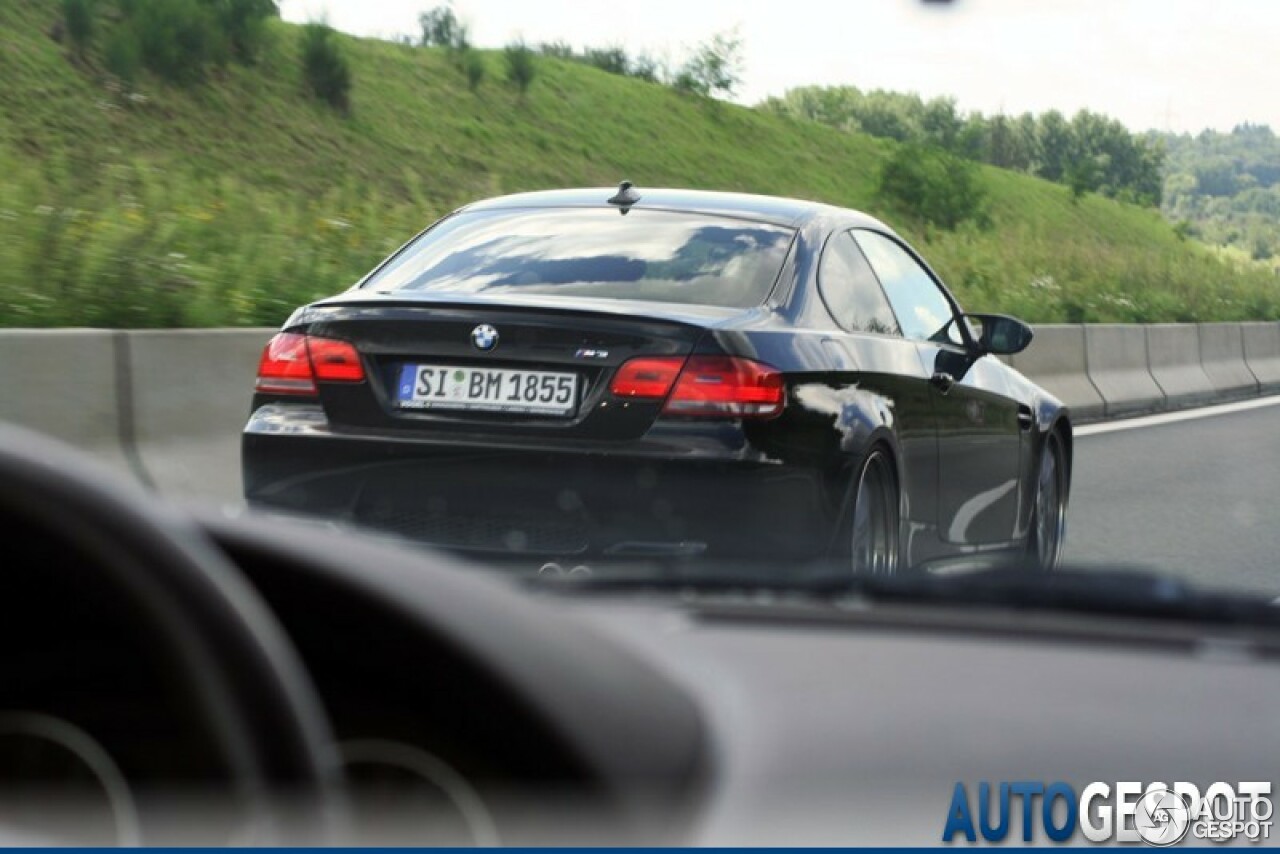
(850, 448), (900, 576)
(1027, 432), (1067, 571)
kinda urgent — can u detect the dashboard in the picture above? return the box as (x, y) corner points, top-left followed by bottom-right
(2, 421), (1278, 845)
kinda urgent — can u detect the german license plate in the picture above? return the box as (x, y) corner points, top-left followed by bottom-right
(397, 364), (579, 416)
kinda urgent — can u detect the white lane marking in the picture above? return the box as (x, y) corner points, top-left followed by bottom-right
(1075, 395), (1280, 437)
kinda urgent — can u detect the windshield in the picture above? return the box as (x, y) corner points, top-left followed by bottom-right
(2, 3), (1278, 615)
(362, 208), (795, 308)
(8, 0), (1280, 847)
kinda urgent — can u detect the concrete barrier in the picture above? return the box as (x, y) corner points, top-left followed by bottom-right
(1199, 323), (1260, 401)
(1241, 322), (1280, 394)
(124, 328), (274, 499)
(1084, 324), (1165, 418)
(1009, 325), (1105, 421)
(1144, 324), (1216, 410)
(1, 323), (1276, 506)
(0, 329), (136, 479)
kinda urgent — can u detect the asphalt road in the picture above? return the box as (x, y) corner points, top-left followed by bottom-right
(1066, 400), (1280, 596)
(154, 397), (1280, 596)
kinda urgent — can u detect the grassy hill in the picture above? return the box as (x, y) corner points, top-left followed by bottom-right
(1, 0), (1276, 328)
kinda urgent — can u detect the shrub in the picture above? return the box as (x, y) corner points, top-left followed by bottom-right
(460, 47), (485, 91)
(671, 69), (701, 96)
(583, 46), (628, 76)
(62, 0), (93, 58)
(301, 22), (352, 113)
(503, 41), (536, 96)
(629, 53), (662, 83)
(205, 0), (278, 63)
(130, 0), (226, 84)
(537, 40), (573, 59)
(103, 26), (141, 85)
(877, 143), (988, 230)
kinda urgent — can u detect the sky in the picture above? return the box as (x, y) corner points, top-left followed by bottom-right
(279, 0), (1280, 134)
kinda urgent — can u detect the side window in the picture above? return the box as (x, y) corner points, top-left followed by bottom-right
(852, 230), (963, 346)
(817, 232), (902, 336)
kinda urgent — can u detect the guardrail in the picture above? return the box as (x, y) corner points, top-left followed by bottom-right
(0, 322), (1277, 499)
(0, 327), (273, 498)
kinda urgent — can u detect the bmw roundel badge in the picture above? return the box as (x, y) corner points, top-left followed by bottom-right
(471, 324), (499, 351)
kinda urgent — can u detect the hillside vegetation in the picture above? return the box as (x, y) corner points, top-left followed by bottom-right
(1158, 124), (1280, 270)
(1, 0), (1276, 328)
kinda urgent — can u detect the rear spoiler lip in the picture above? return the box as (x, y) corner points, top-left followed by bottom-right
(296, 293), (772, 331)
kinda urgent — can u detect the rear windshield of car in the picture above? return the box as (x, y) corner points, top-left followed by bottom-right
(360, 207), (796, 308)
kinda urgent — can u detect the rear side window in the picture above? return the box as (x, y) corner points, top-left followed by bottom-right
(817, 231), (901, 335)
(852, 230), (963, 346)
(362, 208), (796, 309)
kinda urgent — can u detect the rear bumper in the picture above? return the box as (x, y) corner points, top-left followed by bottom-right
(242, 404), (834, 560)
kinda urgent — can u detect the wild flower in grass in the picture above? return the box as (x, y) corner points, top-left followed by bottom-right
(1028, 275), (1059, 292)
(33, 205), (54, 216)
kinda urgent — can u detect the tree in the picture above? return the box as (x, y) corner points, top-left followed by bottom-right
(674, 30), (742, 98)
(418, 4), (466, 49)
(1012, 113), (1041, 173)
(856, 90), (919, 142)
(985, 115), (1015, 168)
(920, 97), (962, 152)
(1035, 110), (1071, 181)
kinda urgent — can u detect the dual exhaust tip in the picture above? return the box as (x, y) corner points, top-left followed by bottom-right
(538, 562), (592, 577)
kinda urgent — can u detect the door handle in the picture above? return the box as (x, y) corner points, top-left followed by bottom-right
(929, 372), (955, 394)
(1017, 407), (1034, 431)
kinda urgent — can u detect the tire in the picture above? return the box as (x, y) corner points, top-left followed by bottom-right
(850, 447), (900, 576)
(1027, 431), (1067, 571)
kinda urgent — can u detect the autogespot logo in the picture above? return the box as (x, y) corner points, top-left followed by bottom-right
(1134, 786), (1192, 846)
(942, 781), (1273, 845)
(471, 324), (499, 351)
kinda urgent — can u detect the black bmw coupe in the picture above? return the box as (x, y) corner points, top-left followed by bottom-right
(242, 185), (1071, 575)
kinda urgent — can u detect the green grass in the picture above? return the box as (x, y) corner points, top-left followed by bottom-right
(1, 0), (1276, 327)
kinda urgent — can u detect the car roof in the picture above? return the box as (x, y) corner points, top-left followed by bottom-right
(461, 187), (890, 230)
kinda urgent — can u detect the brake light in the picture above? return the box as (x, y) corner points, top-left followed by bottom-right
(664, 356), (785, 418)
(307, 337), (365, 381)
(255, 333), (365, 395)
(610, 356), (685, 399)
(256, 333), (315, 395)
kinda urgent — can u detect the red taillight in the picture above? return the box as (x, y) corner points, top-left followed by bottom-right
(307, 336), (364, 382)
(255, 333), (364, 395)
(664, 356), (785, 418)
(610, 356), (685, 399)
(256, 333), (315, 395)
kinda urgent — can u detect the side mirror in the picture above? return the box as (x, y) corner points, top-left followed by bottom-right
(963, 313), (1034, 356)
